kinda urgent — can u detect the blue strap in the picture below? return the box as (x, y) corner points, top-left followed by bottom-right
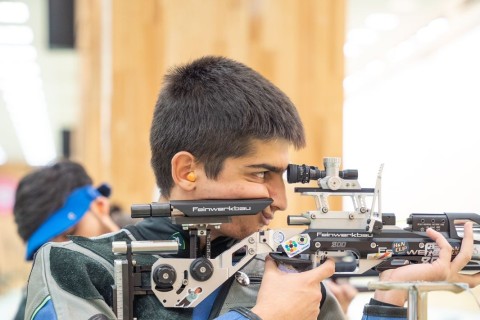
(192, 287), (221, 320)
(32, 299), (57, 320)
(26, 185), (100, 260)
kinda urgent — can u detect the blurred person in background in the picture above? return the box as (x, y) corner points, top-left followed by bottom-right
(109, 203), (141, 228)
(12, 160), (120, 320)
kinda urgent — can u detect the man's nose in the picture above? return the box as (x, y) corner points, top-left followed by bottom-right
(269, 175), (287, 211)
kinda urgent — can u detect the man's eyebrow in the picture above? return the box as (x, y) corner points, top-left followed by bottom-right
(246, 164), (286, 173)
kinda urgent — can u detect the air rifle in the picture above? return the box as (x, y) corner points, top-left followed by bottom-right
(271, 158), (480, 274)
(111, 157), (480, 320)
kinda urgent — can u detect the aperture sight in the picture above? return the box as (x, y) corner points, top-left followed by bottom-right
(287, 157), (359, 190)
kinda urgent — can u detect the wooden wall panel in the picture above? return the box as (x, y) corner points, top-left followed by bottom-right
(77, 0), (345, 226)
(76, 0), (104, 182)
(109, 2), (158, 207)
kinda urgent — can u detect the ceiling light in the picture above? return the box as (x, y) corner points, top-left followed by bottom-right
(344, 42), (362, 58)
(2, 86), (57, 166)
(415, 18), (450, 44)
(365, 13), (400, 31)
(0, 2), (29, 23)
(389, 0), (417, 13)
(0, 45), (37, 62)
(365, 60), (387, 77)
(0, 60), (40, 78)
(0, 62), (57, 166)
(0, 25), (33, 45)
(5, 98), (56, 166)
(387, 40), (416, 62)
(343, 74), (365, 94)
(0, 74), (42, 93)
(347, 28), (378, 46)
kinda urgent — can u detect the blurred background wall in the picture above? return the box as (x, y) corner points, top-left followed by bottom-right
(1, 0), (480, 319)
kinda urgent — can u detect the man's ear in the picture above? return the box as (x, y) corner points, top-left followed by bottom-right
(171, 151), (197, 191)
(90, 196), (111, 217)
(89, 197), (120, 232)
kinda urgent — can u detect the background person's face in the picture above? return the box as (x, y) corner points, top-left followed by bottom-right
(51, 211), (113, 242)
(73, 209), (115, 237)
(192, 139), (290, 239)
(51, 199), (116, 242)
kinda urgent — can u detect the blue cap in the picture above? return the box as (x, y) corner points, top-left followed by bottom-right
(25, 185), (103, 260)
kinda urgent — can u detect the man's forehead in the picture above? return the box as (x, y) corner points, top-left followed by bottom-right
(246, 138), (290, 156)
(225, 138), (290, 170)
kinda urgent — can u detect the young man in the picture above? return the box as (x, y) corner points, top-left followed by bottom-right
(13, 160), (120, 319)
(24, 57), (479, 320)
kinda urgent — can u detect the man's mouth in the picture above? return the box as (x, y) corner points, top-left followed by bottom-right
(261, 211), (274, 226)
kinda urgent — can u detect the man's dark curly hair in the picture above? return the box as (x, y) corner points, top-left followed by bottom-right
(150, 56), (306, 197)
(13, 160), (92, 242)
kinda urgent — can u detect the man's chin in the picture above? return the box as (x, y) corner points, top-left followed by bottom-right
(261, 217), (272, 227)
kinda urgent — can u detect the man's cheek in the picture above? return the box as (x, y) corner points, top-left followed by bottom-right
(227, 183), (269, 198)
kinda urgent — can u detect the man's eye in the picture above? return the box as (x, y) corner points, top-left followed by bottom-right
(254, 172), (266, 179)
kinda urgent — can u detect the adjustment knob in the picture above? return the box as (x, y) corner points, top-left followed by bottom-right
(326, 176), (342, 190)
(152, 264), (176, 291)
(190, 258), (214, 282)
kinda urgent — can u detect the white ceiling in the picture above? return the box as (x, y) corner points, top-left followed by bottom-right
(346, 0), (480, 95)
(0, 0), (479, 166)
